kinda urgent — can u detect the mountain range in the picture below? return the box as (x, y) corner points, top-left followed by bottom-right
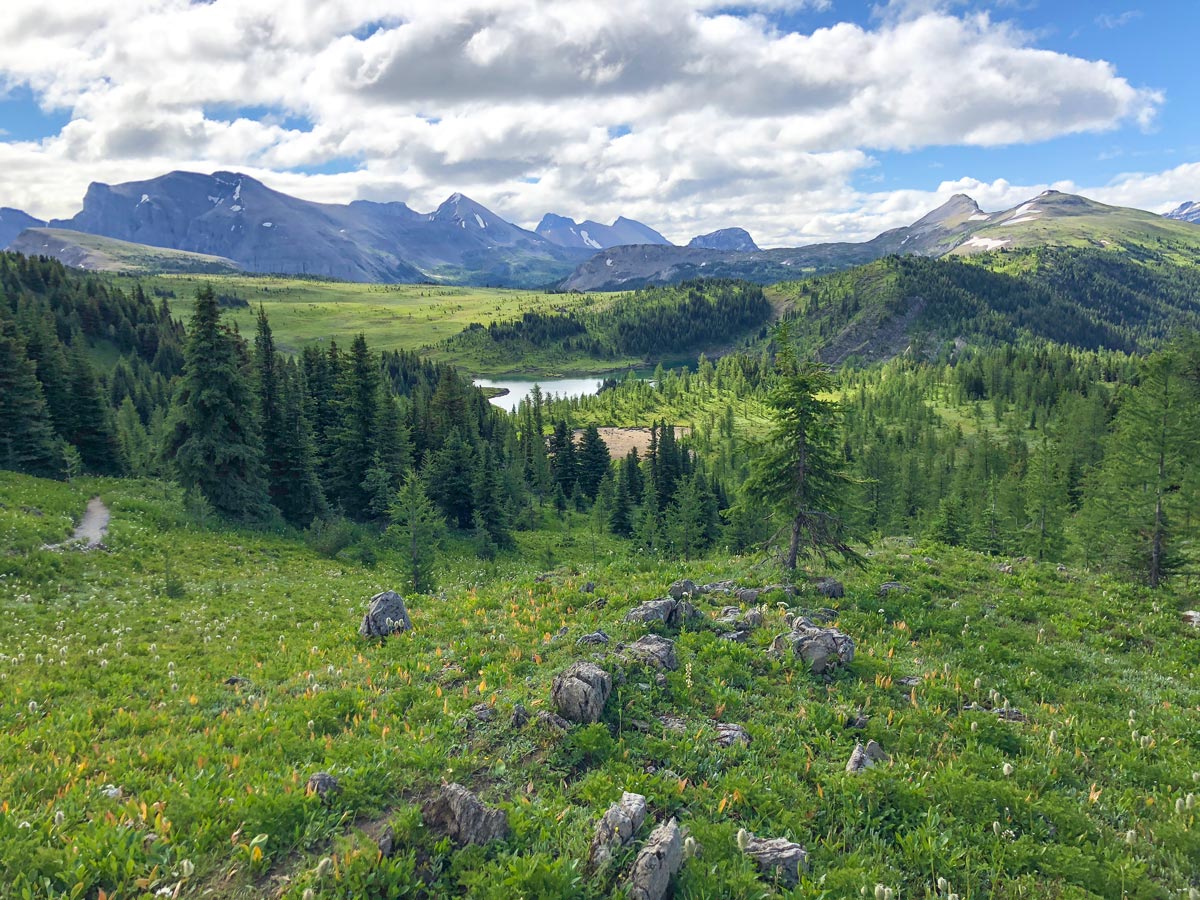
(4, 171), (1200, 290)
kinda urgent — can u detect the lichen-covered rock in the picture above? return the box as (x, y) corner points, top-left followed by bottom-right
(624, 598), (699, 628)
(577, 630), (610, 646)
(359, 590), (413, 638)
(622, 634), (678, 671)
(878, 581), (910, 597)
(551, 662), (612, 723)
(734, 587), (760, 604)
(770, 619), (855, 675)
(627, 818), (683, 900)
(740, 832), (808, 887)
(717, 606), (764, 631)
(846, 740), (889, 773)
(700, 580), (736, 595)
(588, 792), (648, 871)
(421, 783), (509, 845)
(668, 579), (698, 599)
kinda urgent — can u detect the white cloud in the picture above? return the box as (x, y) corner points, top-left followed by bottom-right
(0, 0), (1174, 247)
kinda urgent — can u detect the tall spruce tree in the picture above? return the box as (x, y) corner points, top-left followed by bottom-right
(576, 425), (610, 500)
(0, 318), (63, 478)
(740, 325), (858, 569)
(330, 333), (379, 514)
(389, 471), (443, 594)
(164, 286), (268, 520)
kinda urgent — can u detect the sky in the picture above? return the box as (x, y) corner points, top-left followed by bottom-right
(0, 0), (1196, 247)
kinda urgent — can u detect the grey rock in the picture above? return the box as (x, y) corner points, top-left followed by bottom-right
(582, 581), (596, 593)
(846, 740), (889, 774)
(878, 582), (910, 597)
(844, 711), (869, 729)
(734, 588), (760, 604)
(715, 722), (750, 747)
(588, 791), (648, 871)
(668, 579), (698, 599)
(770, 621), (855, 675)
(718, 630), (751, 642)
(659, 714), (687, 733)
(627, 818), (683, 900)
(359, 590), (413, 638)
(815, 578), (844, 599)
(377, 824), (395, 858)
(536, 710), (571, 732)
(717, 606), (765, 631)
(510, 703), (530, 728)
(741, 832), (808, 887)
(421, 783), (509, 845)
(700, 580), (736, 594)
(964, 702), (1028, 723)
(896, 675), (922, 688)
(623, 634), (678, 671)
(471, 702), (494, 722)
(577, 629), (610, 646)
(551, 662), (612, 723)
(224, 675), (251, 687)
(624, 598), (699, 628)
(306, 772), (342, 800)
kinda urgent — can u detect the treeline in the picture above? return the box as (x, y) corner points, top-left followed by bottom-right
(0, 253), (184, 478)
(444, 279), (773, 364)
(776, 248), (1200, 361)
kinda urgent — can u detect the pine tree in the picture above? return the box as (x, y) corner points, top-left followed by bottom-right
(254, 306), (291, 515)
(471, 443), (512, 549)
(740, 325), (858, 569)
(425, 428), (476, 528)
(1083, 349), (1200, 587)
(548, 420), (577, 494)
(275, 364), (327, 525)
(576, 424), (610, 500)
(0, 318), (63, 478)
(164, 286), (269, 520)
(388, 472), (443, 593)
(65, 343), (121, 474)
(329, 333), (379, 515)
(666, 474), (707, 560)
(609, 469), (634, 537)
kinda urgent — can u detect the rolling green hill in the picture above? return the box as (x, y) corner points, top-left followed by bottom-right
(8, 228), (244, 275)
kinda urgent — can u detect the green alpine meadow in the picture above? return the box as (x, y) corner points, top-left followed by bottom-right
(3, 3), (1200, 897)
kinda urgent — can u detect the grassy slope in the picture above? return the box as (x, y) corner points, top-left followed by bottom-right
(12, 229), (243, 275)
(130, 274), (611, 370)
(1, 471), (1197, 899)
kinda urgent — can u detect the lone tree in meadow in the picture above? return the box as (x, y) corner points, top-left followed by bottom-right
(741, 324), (859, 570)
(165, 286), (269, 520)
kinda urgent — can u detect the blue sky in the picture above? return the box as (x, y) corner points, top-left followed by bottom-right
(0, 0), (1194, 244)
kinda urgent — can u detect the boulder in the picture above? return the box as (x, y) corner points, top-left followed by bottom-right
(846, 740), (889, 774)
(844, 711), (869, 729)
(717, 606), (764, 631)
(421, 783), (509, 845)
(624, 598), (699, 628)
(668, 579), (698, 599)
(359, 590), (413, 638)
(878, 582), (909, 597)
(577, 630), (610, 646)
(700, 580), (736, 595)
(770, 619), (855, 675)
(551, 662), (612, 724)
(741, 832), (808, 887)
(588, 791), (648, 871)
(815, 578), (844, 599)
(377, 823), (395, 859)
(627, 818), (683, 900)
(510, 703), (530, 728)
(715, 722), (750, 747)
(622, 634), (678, 671)
(536, 710), (572, 732)
(734, 588), (760, 604)
(306, 772), (342, 801)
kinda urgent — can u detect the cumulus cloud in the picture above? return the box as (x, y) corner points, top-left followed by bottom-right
(0, 0), (1174, 246)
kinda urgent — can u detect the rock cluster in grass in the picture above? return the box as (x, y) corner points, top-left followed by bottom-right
(624, 597), (701, 628)
(846, 740), (890, 773)
(739, 830), (809, 887)
(621, 634), (678, 671)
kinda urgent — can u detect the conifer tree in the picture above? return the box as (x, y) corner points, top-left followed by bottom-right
(548, 420), (577, 494)
(740, 325), (858, 569)
(164, 286), (268, 520)
(330, 333), (379, 514)
(65, 343), (121, 474)
(0, 318), (63, 478)
(388, 472), (443, 593)
(577, 424), (610, 500)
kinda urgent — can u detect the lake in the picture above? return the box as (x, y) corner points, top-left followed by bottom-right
(474, 376), (609, 412)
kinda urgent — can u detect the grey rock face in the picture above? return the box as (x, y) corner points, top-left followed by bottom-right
(421, 783), (509, 845)
(771, 619), (855, 675)
(588, 791), (648, 871)
(627, 818), (683, 900)
(688, 227), (760, 253)
(551, 662), (612, 723)
(359, 590), (412, 638)
(846, 740), (890, 773)
(624, 598), (700, 628)
(668, 579), (699, 599)
(623, 634), (678, 671)
(741, 833), (808, 886)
